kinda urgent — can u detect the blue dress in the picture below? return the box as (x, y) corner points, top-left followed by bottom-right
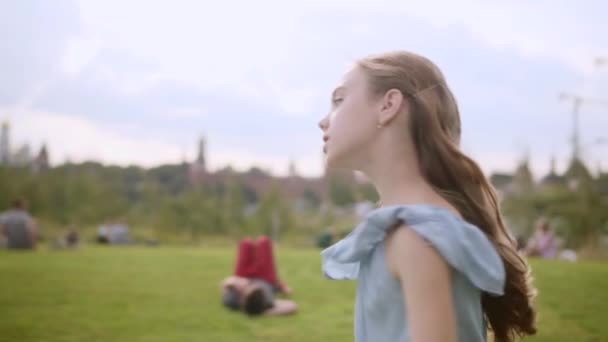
(322, 204), (506, 342)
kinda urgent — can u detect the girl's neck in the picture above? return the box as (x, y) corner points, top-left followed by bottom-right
(362, 153), (443, 208)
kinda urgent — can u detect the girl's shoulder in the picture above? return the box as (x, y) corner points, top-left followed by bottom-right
(322, 204), (506, 295)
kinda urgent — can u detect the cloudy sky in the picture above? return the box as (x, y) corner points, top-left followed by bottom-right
(1, 0), (607, 177)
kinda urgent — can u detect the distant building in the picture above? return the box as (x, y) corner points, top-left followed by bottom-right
(489, 173), (514, 199)
(0, 120), (47, 171)
(563, 157), (593, 191)
(539, 157), (565, 192)
(511, 157), (535, 194)
(32, 144), (49, 173)
(0, 120), (10, 165)
(196, 136), (206, 171)
(12, 144), (32, 167)
(188, 136), (207, 185)
(489, 151), (605, 198)
(186, 137), (329, 206)
(490, 156), (535, 197)
(597, 171), (608, 195)
(288, 159), (298, 178)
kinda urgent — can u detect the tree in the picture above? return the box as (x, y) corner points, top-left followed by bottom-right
(302, 188), (321, 209)
(328, 175), (356, 207)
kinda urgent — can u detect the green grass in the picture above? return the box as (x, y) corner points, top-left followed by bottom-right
(0, 246), (606, 342)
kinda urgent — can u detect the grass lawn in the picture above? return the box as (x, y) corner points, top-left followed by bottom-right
(0, 246), (606, 342)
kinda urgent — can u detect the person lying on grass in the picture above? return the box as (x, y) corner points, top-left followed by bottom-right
(220, 236), (297, 316)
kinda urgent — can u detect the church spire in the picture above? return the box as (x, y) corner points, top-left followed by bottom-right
(196, 135), (206, 171)
(288, 159), (298, 177)
(549, 155), (556, 174)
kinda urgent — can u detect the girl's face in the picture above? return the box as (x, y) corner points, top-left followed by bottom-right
(318, 67), (380, 171)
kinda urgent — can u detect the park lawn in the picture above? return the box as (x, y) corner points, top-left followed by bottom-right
(0, 246), (606, 342)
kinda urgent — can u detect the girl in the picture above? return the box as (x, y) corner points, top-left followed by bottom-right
(319, 51), (536, 342)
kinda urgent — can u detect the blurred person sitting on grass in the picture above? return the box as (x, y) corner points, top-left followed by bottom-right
(220, 236), (297, 316)
(524, 217), (559, 259)
(96, 220), (111, 244)
(0, 198), (38, 250)
(51, 228), (80, 250)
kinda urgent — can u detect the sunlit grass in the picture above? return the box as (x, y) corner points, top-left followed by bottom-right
(0, 246), (605, 341)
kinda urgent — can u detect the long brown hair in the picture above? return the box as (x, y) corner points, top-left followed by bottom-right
(358, 51), (537, 342)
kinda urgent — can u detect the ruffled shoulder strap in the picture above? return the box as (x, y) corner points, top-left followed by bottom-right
(321, 204), (506, 295)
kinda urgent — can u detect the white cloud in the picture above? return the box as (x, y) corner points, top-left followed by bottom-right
(103, 72), (167, 97)
(301, 0), (607, 71)
(253, 79), (320, 117)
(162, 107), (208, 119)
(427, 2), (606, 72)
(5, 0), (607, 178)
(62, 35), (102, 75)
(9, 109), (183, 166)
(69, 0), (607, 122)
